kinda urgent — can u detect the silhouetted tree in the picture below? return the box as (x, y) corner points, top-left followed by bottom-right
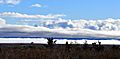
(83, 40), (89, 49)
(65, 41), (71, 52)
(47, 38), (54, 46)
(53, 40), (57, 44)
(97, 41), (104, 51)
(92, 42), (97, 48)
(31, 42), (34, 44)
(92, 41), (104, 51)
(66, 41), (68, 45)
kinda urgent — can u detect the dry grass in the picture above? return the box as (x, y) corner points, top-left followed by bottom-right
(0, 44), (119, 59)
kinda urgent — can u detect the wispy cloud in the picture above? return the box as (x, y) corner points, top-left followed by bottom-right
(0, 0), (21, 5)
(0, 12), (66, 19)
(31, 4), (42, 8)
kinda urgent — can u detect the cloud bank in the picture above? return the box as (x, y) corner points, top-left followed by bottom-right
(0, 18), (120, 38)
(20, 18), (120, 31)
(0, 12), (120, 38)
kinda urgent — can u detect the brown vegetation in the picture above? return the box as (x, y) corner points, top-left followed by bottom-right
(0, 44), (119, 59)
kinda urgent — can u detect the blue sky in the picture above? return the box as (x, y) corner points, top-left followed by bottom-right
(0, 0), (120, 23)
(1, 0), (120, 38)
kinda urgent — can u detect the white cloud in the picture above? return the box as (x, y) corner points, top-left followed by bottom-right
(0, 0), (21, 5)
(0, 18), (6, 26)
(0, 12), (66, 19)
(6, 0), (20, 5)
(1, 14), (120, 38)
(19, 18), (120, 31)
(0, 18), (120, 38)
(31, 4), (42, 7)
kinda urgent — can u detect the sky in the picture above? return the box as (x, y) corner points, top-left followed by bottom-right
(0, 0), (120, 20)
(0, 0), (120, 38)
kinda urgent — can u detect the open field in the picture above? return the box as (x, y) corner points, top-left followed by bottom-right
(0, 43), (119, 59)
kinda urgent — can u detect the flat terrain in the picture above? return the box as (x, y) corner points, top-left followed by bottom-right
(0, 43), (119, 59)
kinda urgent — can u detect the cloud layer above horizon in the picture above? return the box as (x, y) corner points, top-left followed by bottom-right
(20, 18), (120, 31)
(0, 12), (120, 38)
